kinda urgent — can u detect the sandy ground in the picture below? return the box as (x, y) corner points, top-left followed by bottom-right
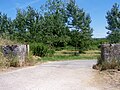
(0, 60), (120, 90)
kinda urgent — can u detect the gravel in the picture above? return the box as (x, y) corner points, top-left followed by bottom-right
(0, 60), (119, 90)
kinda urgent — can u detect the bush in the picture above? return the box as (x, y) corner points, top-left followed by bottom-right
(30, 43), (55, 57)
(25, 52), (37, 66)
(47, 49), (55, 56)
(54, 47), (64, 51)
(30, 43), (48, 57)
(63, 46), (75, 50)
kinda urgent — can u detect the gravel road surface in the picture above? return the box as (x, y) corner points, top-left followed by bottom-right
(0, 60), (119, 90)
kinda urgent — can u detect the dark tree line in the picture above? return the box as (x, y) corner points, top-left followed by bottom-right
(1, 0), (120, 53)
(0, 0), (93, 52)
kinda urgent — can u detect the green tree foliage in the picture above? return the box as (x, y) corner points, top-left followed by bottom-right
(30, 43), (55, 57)
(13, 7), (41, 42)
(0, 12), (14, 38)
(91, 38), (108, 50)
(0, 13), (8, 34)
(66, 0), (93, 52)
(13, 9), (27, 41)
(26, 6), (41, 42)
(30, 43), (48, 57)
(40, 0), (70, 47)
(0, 0), (94, 56)
(106, 3), (120, 43)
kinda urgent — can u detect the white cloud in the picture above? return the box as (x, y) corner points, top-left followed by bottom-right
(15, 0), (41, 9)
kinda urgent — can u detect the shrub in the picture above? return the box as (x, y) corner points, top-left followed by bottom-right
(30, 43), (50, 57)
(54, 47), (64, 51)
(47, 49), (55, 56)
(25, 52), (37, 66)
(63, 46), (75, 51)
(30, 43), (55, 57)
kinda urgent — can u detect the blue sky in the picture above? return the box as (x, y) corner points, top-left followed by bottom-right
(0, 0), (120, 38)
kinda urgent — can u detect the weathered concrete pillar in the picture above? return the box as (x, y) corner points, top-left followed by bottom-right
(101, 44), (120, 62)
(2, 45), (29, 66)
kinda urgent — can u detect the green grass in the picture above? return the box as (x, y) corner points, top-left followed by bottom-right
(41, 55), (99, 62)
(40, 50), (100, 62)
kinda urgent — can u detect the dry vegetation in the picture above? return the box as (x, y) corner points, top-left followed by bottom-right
(0, 38), (16, 69)
(0, 38), (37, 70)
(55, 50), (100, 56)
(99, 70), (120, 89)
(90, 69), (120, 90)
(93, 56), (120, 71)
(0, 38), (17, 46)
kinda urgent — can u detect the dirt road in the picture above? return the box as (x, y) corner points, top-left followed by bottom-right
(0, 60), (119, 90)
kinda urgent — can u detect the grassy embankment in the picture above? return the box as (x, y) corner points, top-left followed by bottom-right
(41, 50), (100, 62)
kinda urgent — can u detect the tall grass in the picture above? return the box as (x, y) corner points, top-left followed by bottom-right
(0, 52), (9, 69)
(25, 52), (38, 66)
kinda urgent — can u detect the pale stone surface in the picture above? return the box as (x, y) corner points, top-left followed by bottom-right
(2, 45), (29, 66)
(0, 60), (119, 90)
(101, 44), (120, 62)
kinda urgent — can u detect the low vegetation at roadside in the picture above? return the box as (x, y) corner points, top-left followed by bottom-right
(0, 38), (37, 69)
(93, 57), (120, 71)
(40, 50), (100, 62)
(25, 52), (38, 66)
(0, 51), (37, 69)
(30, 43), (55, 57)
(0, 52), (9, 69)
(0, 37), (17, 46)
(0, 38), (18, 69)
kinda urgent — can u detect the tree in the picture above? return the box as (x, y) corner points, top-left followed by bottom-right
(0, 12), (14, 38)
(13, 9), (27, 42)
(40, 0), (70, 47)
(0, 0), (93, 52)
(26, 6), (42, 42)
(106, 3), (120, 43)
(0, 13), (8, 35)
(13, 6), (41, 42)
(67, 0), (93, 52)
